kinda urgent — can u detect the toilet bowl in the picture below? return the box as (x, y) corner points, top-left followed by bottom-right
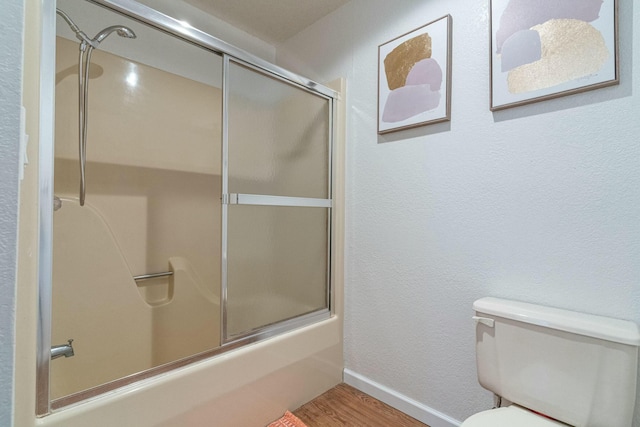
(461, 405), (566, 427)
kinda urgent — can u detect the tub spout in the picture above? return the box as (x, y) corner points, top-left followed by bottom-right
(51, 339), (74, 360)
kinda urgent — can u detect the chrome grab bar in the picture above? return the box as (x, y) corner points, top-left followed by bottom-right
(133, 271), (174, 282)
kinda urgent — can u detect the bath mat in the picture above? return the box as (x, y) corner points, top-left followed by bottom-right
(267, 411), (308, 427)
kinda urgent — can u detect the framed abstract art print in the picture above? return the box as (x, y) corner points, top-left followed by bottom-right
(490, 0), (619, 110)
(378, 15), (452, 134)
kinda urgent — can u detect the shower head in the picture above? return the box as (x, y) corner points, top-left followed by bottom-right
(116, 27), (136, 38)
(93, 25), (137, 44)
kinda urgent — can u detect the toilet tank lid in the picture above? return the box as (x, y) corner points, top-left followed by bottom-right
(473, 297), (640, 346)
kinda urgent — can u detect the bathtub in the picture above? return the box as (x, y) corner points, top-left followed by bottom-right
(34, 316), (342, 427)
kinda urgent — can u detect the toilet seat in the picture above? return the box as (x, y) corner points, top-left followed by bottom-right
(461, 405), (569, 427)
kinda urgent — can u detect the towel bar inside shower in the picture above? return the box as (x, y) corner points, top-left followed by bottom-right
(133, 271), (174, 282)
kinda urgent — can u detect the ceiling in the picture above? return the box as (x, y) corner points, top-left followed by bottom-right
(181, 0), (351, 44)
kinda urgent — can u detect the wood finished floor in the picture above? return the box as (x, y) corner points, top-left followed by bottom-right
(292, 383), (429, 427)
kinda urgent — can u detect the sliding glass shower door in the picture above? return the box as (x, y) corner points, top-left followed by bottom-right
(224, 60), (332, 339)
(40, 0), (336, 413)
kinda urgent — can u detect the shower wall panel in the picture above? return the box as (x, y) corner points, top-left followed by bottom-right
(51, 201), (153, 398)
(54, 37), (221, 175)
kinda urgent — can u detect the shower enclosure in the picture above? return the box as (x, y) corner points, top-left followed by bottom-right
(38, 0), (337, 416)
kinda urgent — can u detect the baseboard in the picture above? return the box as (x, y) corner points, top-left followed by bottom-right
(343, 369), (462, 427)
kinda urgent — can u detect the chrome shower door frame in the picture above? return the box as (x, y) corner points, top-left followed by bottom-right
(220, 55), (335, 344)
(37, 0), (337, 416)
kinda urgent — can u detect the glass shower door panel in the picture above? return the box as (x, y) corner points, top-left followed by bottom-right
(226, 205), (329, 338)
(228, 61), (330, 199)
(225, 60), (332, 340)
(52, 0), (222, 401)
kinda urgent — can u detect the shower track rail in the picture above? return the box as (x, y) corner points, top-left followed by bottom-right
(86, 0), (337, 100)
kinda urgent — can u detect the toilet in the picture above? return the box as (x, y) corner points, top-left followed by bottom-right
(462, 297), (640, 427)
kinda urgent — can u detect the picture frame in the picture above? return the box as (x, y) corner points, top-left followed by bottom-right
(490, 0), (619, 111)
(378, 15), (452, 134)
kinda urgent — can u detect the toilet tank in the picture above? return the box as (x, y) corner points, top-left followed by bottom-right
(473, 297), (640, 427)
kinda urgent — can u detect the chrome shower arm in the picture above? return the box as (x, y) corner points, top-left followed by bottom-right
(56, 9), (96, 47)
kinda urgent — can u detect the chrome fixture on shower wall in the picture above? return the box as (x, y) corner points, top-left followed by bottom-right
(56, 9), (136, 206)
(50, 339), (74, 360)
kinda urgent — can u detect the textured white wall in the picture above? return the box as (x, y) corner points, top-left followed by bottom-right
(278, 0), (640, 423)
(0, 0), (24, 425)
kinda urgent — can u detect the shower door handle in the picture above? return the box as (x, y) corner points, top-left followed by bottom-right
(222, 193), (332, 208)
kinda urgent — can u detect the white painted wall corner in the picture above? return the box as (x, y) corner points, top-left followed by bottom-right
(343, 369), (462, 427)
